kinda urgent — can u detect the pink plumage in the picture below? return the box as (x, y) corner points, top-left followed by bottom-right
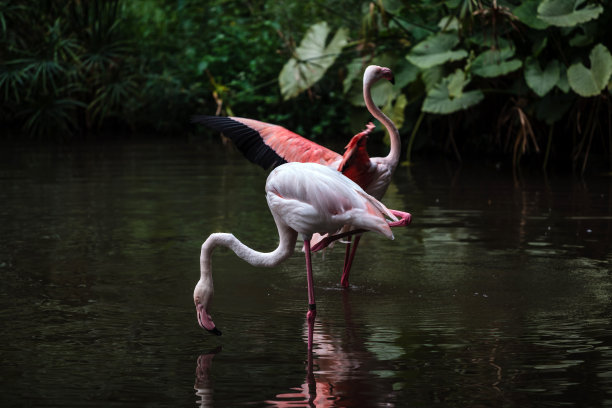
(192, 65), (401, 287)
(231, 117), (341, 166)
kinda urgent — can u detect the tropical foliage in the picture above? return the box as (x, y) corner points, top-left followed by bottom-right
(277, 0), (612, 173)
(1, 0), (611, 173)
(1, 1), (136, 136)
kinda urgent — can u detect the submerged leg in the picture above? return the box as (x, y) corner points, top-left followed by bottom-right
(340, 234), (362, 288)
(306, 344), (316, 404)
(304, 239), (316, 350)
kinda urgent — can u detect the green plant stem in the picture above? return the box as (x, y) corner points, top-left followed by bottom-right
(581, 98), (601, 175)
(608, 98), (612, 173)
(542, 125), (553, 170)
(405, 110), (425, 165)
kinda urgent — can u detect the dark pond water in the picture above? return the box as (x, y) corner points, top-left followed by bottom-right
(1, 139), (612, 407)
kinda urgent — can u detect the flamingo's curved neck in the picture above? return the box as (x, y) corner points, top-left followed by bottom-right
(364, 75), (401, 169)
(199, 219), (297, 294)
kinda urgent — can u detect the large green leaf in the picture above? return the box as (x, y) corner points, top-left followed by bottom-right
(422, 69), (484, 114)
(348, 77), (394, 107)
(569, 22), (597, 47)
(472, 48), (522, 78)
(467, 33), (513, 51)
(382, 93), (408, 145)
(537, 0), (603, 27)
(513, 0), (549, 30)
(406, 33), (468, 69)
(371, 80), (395, 106)
(389, 93), (408, 130)
(524, 57), (561, 97)
(279, 22), (349, 100)
(421, 65), (445, 92)
(393, 61), (420, 90)
(567, 44), (612, 97)
(556, 65), (570, 93)
(438, 16), (460, 31)
(342, 58), (364, 94)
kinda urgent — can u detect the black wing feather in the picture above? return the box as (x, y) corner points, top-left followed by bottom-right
(192, 115), (287, 170)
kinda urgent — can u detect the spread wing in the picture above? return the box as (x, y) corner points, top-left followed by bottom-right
(192, 115), (341, 170)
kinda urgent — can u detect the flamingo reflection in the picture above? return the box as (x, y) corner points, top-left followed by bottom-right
(194, 293), (397, 407)
(266, 292), (395, 407)
(194, 346), (222, 408)
(266, 326), (350, 407)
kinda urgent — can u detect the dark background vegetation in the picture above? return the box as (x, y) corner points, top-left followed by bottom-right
(1, 0), (611, 174)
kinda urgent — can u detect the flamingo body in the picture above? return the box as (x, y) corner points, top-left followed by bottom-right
(194, 162), (410, 346)
(266, 162), (395, 239)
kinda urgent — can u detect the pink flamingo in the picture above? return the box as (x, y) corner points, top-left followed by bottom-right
(193, 65), (400, 288)
(194, 162), (411, 349)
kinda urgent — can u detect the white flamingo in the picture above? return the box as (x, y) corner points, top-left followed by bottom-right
(193, 162), (411, 349)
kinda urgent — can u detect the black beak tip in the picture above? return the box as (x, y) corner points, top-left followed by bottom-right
(208, 327), (222, 336)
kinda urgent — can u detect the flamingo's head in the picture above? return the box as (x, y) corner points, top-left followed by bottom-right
(364, 65), (395, 85)
(194, 279), (222, 336)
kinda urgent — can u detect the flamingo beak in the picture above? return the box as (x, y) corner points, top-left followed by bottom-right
(197, 303), (222, 336)
(383, 68), (395, 85)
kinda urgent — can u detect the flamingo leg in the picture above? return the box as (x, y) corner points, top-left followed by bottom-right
(340, 234), (362, 288)
(306, 345), (316, 404)
(389, 210), (412, 227)
(341, 235), (353, 286)
(342, 235), (352, 275)
(304, 239), (316, 350)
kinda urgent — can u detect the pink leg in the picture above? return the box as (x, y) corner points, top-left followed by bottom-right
(340, 234), (361, 288)
(304, 239), (316, 350)
(342, 235), (352, 276)
(306, 344), (316, 403)
(389, 210), (412, 227)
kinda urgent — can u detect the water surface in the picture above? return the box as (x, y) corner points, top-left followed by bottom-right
(1, 140), (611, 407)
